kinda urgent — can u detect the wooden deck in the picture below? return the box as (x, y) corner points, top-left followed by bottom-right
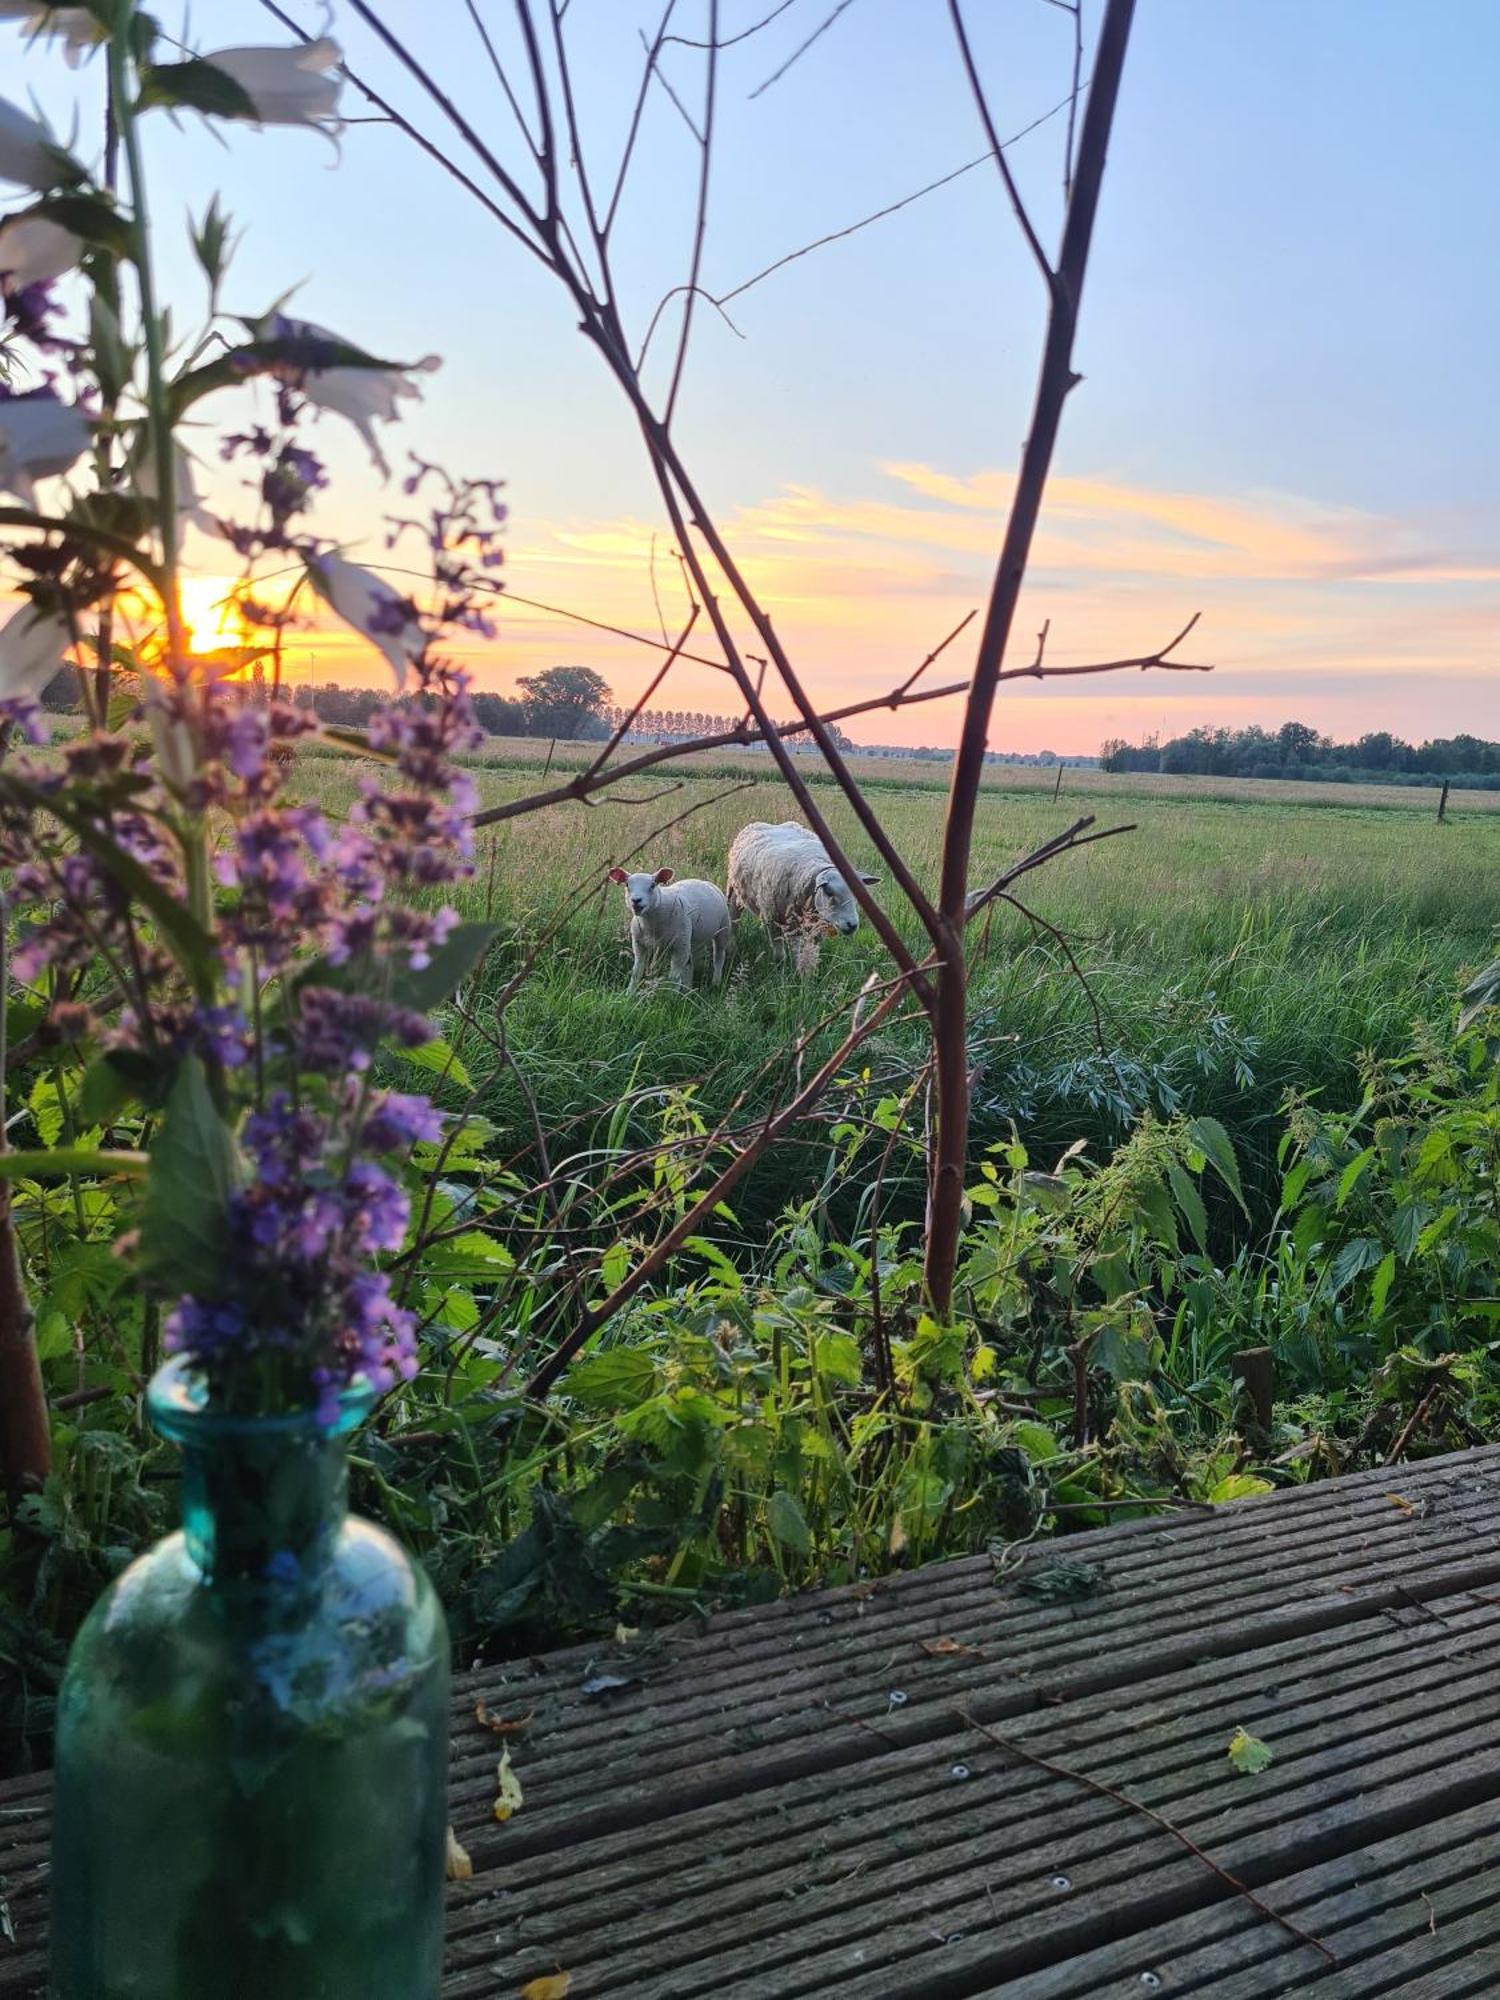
(7, 1445), (1500, 1995)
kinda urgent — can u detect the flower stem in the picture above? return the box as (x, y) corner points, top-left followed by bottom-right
(109, 3), (212, 943)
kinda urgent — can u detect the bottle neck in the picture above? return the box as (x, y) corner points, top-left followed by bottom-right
(148, 1356), (373, 1588)
(178, 1426), (351, 1584)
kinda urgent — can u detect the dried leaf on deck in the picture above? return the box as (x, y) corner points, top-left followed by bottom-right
(519, 1975), (572, 1999)
(475, 1700), (533, 1737)
(919, 1636), (980, 1658)
(494, 1746), (524, 1822)
(1227, 1727), (1274, 1775)
(445, 1826), (473, 1881)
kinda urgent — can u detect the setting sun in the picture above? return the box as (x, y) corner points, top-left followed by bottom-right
(177, 575), (244, 655)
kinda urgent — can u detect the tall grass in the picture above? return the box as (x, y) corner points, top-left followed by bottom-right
(301, 755), (1500, 1234)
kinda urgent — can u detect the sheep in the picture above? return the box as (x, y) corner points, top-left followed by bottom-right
(608, 866), (731, 992)
(726, 821), (880, 974)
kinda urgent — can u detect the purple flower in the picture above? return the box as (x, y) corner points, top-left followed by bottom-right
(361, 1091), (443, 1152)
(343, 1159), (409, 1254)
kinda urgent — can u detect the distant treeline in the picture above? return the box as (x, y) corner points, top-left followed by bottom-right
(1100, 723), (1500, 790)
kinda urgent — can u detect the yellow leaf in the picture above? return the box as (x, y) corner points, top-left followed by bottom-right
(493, 1746), (524, 1823)
(519, 1975), (572, 1999)
(445, 1826), (473, 1881)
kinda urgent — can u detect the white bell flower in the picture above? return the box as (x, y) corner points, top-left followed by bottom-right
(201, 39), (343, 133)
(0, 94), (73, 191)
(0, 212), (81, 291)
(254, 310), (441, 478)
(0, 5), (104, 64)
(0, 391), (90, 503)
(0, 600), (71, 702)
(307, 552), (425, 688)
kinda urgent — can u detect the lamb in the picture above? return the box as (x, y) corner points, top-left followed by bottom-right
(608, 867), (731, 992)
(725, 821), (879, 974)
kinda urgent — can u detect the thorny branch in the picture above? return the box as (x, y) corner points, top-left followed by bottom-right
(954, 1708), (1337, 1965)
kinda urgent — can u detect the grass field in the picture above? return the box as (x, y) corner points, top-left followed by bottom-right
(301, 743), (1500, 1239)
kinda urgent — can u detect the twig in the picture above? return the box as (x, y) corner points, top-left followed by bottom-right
(665, 0), (798, 49)
(712, 89), (1083, 309)
(953, 1708), (1338, 1965)
(748, 0), (857, 98)
(948, 0), (1054, 286)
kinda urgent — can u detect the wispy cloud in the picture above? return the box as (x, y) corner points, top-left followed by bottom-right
(264, 461), (1497, 750)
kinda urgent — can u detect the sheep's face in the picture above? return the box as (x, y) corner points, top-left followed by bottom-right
(813, 867), (879, 936)
(609, 866), (673, 916)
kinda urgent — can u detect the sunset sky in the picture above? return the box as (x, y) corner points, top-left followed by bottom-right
(12, 0), (1498, 751)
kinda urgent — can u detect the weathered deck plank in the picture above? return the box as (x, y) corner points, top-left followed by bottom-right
(4, 1443), (1500, 1996)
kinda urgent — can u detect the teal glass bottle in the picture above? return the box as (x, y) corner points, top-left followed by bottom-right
(49, 1357), (449, 1999)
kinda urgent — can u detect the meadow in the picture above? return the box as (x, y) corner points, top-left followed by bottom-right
(305, 742), (1500, 1239)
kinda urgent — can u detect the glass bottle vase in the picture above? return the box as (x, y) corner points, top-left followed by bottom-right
(50, 1357), (450, 1999)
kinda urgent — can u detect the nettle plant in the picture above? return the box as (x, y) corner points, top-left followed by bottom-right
(0, 4), (504, 1437)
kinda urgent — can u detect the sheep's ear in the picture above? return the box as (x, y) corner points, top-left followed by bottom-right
(859, 871), (881, 885)
(654, 867), (675, 884)
(608, 867), (628, 883)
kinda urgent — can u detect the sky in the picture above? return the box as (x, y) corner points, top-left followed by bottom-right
(9, 0), (1499, 752)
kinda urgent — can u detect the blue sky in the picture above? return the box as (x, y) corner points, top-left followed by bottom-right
(11, 0), (1498, 749)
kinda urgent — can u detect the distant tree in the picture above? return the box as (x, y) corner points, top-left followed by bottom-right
(516, 665), (613, 739)
(471, 691), (528, 737)
(1277, 720), (1323, 764)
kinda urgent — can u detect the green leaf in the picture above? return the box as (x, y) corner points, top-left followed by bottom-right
(1335, 1146), (1376, 1210)
(564, 1350), (658, 1411)
(88, 290), (133, 404)
(168, 334), (415, 421)
(401, 1037), (472, 1092)
(303, 924), (498, 1016)
(1227, 1727), (1273, 1775)
(190, 193), (230, 289)
(416, 1231), (513, 1280)
(812, 1332), (862, 1386)
(0, 508), (166, 597)
(138, 1059), (241, 1295)
(1328, 1235), (1383, 1292)
(1369, 1249), (1398, 1319)
(137, 58), (260, 122)
(766, 1487), (812, 1557)
(1458, 959), (1500, 1034)
(0, 1148), (148, 1180)
(1209, 1472), (1273, 1504)
(1189, 1115), (1247, 1214)
(1166, 1160), (1209, 1252)
(27, 1076), (65, 1149)
(28, 191), (135, 260)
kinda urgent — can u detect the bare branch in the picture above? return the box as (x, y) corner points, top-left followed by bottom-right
(664, 0), (718, 424)
(342, 2), (552, 240)
(1008, 612), (1213, 682)
(665, 0), (799, 50)
(963, 813), (1137, 922)
(748, 0), (858, 100)
(1046, 0), (1085, 200)
(948, 0), (1055, 287)
(606, 1), (681, 238)
(257, 0), (549, 262)
(581, 603), (700, 780)
(926, 0), (1139, 1316)
(892, 607), (977, 698)
(524, 962), (926, 1400)
(463, 0), (543, 162)
(706, 88), (1085, 312)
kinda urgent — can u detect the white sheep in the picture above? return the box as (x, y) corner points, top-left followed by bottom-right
(725, 821), (880, 974)
(608, 867), (731, 992)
